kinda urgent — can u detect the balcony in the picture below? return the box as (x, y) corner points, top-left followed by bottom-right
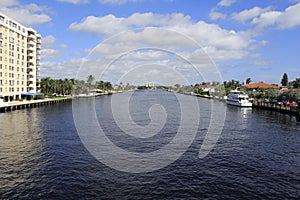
(27, 65), (35, 70)
(28, 40), (35, 46)
(28, 84), (35, 88)
(29, 71), (36, 76)
(28, 46), (35, 51)
(28, 53), (35, 57)
(27, 58), (35, 63)
(28, 34), (36, 40)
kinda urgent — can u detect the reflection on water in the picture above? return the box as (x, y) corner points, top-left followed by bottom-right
(0, 91), (299, 199)
(0, 109), (45, 197)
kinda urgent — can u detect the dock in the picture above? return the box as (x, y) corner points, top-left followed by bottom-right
(0, 97), (72, 113)
(252, 100), (300, 119)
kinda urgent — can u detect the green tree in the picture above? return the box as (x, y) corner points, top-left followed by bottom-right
(246, 78), (252, 84)
(278, 90), (300, 102)
(293, 78), (300, 88)
(281, 73), (288, 86)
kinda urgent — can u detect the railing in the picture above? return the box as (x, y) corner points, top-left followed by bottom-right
(252, 100), (299, 117)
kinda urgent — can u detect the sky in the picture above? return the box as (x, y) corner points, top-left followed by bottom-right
(1, 0), (300, 85)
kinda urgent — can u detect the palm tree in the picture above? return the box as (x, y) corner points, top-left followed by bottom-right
(246, 78), (252, 84)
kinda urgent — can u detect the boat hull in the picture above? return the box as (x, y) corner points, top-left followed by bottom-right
(226, 100), (252, 107)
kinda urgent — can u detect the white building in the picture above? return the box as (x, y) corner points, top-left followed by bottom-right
(145, 82), (155, 88)
(0, 12), (41, 101)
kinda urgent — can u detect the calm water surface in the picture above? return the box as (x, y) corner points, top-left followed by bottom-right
(0, 90), (299, 199)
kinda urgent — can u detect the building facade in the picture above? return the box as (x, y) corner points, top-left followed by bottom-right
(0, 12), (41, 101)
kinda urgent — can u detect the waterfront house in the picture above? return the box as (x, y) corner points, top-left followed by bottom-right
(241, 82), (288, 92)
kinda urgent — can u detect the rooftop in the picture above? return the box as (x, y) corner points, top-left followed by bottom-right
(241, 82), (280, 89)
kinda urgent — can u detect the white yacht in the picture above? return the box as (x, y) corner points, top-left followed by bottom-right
(226, 90), (252, 107)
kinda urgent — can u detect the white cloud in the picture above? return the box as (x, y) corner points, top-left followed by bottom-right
(276, 2), (300, 29)
(250, 2), (300, 29)
(98, 0), (143, 5)
(249, 40), (268, 50)
(251, 11), (281, 28)
(231, 6), (271, 23)
(60, 44), (68, 48)
(217, 0), (237, 7)
(68, 12), (259, 83)
(56, 0), (89, 4)
(69, 13), (250, 51)
(40, 49), (61, 60)
(69, 13), (191, 35)
(0, 3), (51, 26)
(0, 0), (19, 7)
(209, 9), (227, 20)
(42, 35), (57, 49)
(40, 60), (80, 79)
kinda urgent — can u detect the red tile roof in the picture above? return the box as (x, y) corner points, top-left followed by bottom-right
(241, 82), (279, 89)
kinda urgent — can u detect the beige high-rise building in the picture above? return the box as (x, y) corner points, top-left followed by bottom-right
(0, 12), (41, 101)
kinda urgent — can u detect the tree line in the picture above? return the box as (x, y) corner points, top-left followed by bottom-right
(40, 75), (113, 97)
(191, 73), (300, 102)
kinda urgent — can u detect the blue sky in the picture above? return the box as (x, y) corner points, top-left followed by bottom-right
(1, 0), (300, 85)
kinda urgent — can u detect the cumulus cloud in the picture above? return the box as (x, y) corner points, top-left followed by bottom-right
(0, 0), (19, 7)
(42, 35), (57, 49)
(231, 6), (271, 23)
(69, 13), (250, 51)
(209, 9), (227, 20)
(40, 35), (66, 60)
(68, 12), (258, 83)
(0, 2), (51, 26)
(245, 2), (300, 29)
(251, 11), (281, 28)
(40, 60), (80, 79)
(217, 0), (237, 7)
(276, 2), (300, 29)
(98, 0), (143, 5)
(40, 49), (62, 60)
(56, 0), (89, 4)
(69, 13), (191, 35)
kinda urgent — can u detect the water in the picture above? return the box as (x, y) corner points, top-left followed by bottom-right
(0, 90), (299, 199)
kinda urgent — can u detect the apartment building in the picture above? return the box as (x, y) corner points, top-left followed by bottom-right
(0, 12), (41, 101)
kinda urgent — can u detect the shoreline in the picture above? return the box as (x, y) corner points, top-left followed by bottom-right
(0, 92), (117, 113)
(0, 97), (73, 113)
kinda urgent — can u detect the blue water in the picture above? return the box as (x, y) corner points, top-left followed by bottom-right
(0, 90), (299, 199)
